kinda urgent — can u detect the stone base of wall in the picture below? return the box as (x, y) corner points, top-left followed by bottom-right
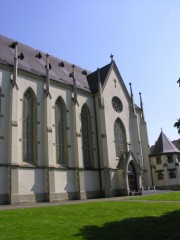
(0, 194), (9, 204)
(10, 193), (47, 204)
(156, 185), (180, 191)
(112, 188), (128, 196)
(0, 188), (129, 205)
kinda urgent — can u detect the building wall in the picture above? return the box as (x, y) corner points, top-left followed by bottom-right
(102, 68), (131, 169)
(150, 154), (180, 190)
(0, 61), (152, 204)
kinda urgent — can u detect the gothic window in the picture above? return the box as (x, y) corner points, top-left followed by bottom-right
(23, 88), (37, 163)
(112, 96), (123, 113)
(55, 97), (67, 165)
(114, 118), (127, 159)
(157, 172), (164, 180)
(81, 104), (93, 168)
(156, 157), (162, 165)
(167, 155), (173, 163)
(169, 171), (176, 179)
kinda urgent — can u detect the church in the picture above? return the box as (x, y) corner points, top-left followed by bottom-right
(0, 34), (152, 204)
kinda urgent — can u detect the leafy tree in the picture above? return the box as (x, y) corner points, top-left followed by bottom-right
(174, 78), (180, 134)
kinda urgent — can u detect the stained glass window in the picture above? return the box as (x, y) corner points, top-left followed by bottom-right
(55, 97), (67, 165)
(114, 118), (127, 158)
(81, 105), (93, 167)
(23, 88), (37, 163)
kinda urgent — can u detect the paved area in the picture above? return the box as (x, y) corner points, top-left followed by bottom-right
(0, 190), (180, 211)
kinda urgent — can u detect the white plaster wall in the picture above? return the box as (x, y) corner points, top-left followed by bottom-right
(84, 171), (100, 191)
(54, 170), (76, 193)
(19, 169), (45, 194)
(95, 97), (109, 168)
(102, 69), (131, 169)
(0, 167), (8, 194)
(0, 69), (11, 164)
(111, 170), (124, 189)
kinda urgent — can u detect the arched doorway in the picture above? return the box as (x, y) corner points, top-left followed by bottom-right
(128, 162), (138, 192)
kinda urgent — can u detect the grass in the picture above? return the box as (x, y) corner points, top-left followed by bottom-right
(0, 192), (180, 240)
(129, 191), (180, 201)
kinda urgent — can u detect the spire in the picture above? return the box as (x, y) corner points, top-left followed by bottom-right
(45, 53), (51, 98)
(71, 64), (78, 105)
(97, 68), (104, 108)
(139, 92), (145, 121)
(129, 83), (135, 113)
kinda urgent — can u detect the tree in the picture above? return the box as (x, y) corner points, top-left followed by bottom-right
(174, 78), (180, 134)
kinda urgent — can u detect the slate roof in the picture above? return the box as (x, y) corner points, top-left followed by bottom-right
(0, 34), (131, 96)
(0, 34), (93, 92)
(87, 63), (112, 93)
(172, 139), (180, 151)
(150, 131), (180, 155)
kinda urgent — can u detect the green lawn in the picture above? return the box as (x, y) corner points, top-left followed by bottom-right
(129, 191), (180, 201)
(0, 193), (180, 240)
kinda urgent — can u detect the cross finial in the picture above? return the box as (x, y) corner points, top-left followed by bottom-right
(110, 54), (114, 62)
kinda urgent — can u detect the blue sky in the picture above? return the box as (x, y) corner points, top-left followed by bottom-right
(1, 0), (180, 145)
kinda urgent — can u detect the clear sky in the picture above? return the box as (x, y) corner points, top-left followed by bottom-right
(0, 0), (180, 145)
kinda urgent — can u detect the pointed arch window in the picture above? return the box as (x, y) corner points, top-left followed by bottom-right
(55, 97), (67, 165)
(23, 88), (37, 163)
(81, 104), (93, 168)
(114, 118), (127, 159)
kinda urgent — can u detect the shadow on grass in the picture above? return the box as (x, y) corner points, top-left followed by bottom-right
(76, 210), (180, 240)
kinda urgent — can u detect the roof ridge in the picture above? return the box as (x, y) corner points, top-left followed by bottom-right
(151, 131), (180, 155)
(161, 131), (180, 152)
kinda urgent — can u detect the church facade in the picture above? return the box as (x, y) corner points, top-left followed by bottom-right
(0, 35), (152, 204)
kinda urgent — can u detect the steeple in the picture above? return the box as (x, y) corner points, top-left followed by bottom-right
(129, 83), (135, 113)
(139, 92), (145, 121)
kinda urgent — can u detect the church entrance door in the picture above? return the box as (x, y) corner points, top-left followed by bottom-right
(128, 162), (138, 192)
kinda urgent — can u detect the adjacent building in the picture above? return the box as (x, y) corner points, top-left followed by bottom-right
(150, 131), (180, 190)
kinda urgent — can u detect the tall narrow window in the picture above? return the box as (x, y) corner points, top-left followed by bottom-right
(114, 118), (127, 159)
(81, 104), (93, 168)
(55, 97), (67, 165)
(23, 88), (37, 163)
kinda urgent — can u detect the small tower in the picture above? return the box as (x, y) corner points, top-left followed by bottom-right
(129, 83), (135, 113)
(139, 92), (145, 121)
